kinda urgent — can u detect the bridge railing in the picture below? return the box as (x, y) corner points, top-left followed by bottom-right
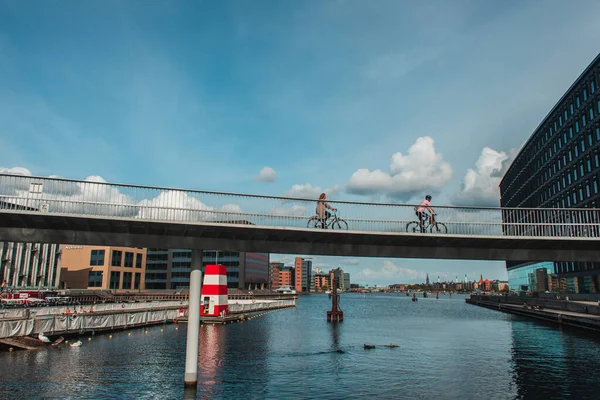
(1, 173), (599, 238)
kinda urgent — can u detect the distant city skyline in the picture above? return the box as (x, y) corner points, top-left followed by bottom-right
(2, 1), (599, 286)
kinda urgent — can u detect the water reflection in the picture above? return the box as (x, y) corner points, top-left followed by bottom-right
(510, 321), (600, 400)
(1, 295), (600, 399)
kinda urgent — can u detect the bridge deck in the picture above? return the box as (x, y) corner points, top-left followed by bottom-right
(1, 210), (599, 261)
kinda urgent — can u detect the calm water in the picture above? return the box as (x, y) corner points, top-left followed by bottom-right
(2, 294), (600, 399)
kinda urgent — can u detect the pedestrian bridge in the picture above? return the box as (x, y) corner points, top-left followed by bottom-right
(1, 173), (599, 261)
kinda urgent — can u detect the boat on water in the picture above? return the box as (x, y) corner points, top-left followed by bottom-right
(70, 340), (82, 347)
(274, 285), (297, 295)
(51, 337), (65, 347)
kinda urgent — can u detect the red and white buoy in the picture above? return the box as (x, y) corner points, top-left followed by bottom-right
(201, 264), (229, 317)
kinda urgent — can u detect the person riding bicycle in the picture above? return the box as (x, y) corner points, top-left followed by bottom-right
(316, 192), (337, 229)
(415, 195), (436, 231)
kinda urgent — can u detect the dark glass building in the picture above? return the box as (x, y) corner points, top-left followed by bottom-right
(145, 249), (269, 290)
(500, 53), (600, 293)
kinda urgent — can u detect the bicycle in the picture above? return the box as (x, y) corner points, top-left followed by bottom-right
(405, 213), (447, 234)
(307, 210), (348, 230)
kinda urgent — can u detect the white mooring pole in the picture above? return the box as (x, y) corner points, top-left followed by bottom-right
(184, 249), (203, 388)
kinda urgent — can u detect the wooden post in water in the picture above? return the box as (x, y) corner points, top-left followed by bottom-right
(327, 269), (344, 322)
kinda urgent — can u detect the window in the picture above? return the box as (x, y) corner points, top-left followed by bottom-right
(580, 162), (584, 177)
(122, 272), (133, 289)
(110, 271), (120, 290)
(575, 121), (579, 133)
(564, 110), (568, 121)
(88, 271), (103, 288)
(592, 81), (596, 93)
(591, 107), (595, 120)
(570, 103), (574, 114)
(582, 115), (586, 127)
(595, 153), (599, 168)
(581, 139), (585, 152)
(589, 133), (594, 147)
(586, 183), (591, 198)
(559, 116), (563, 126)
(111, 250), (122, 267)
(136, 253), (142, 268)
(569, 127), (573, 139)
(583, 89), (588, 101)
(90, 249), (105, 266)
(576, 96), (581, 108)
(124, 252), (134, 268)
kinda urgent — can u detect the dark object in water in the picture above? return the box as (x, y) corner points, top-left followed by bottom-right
(335, 349), (345, 353)
(364, 344), (375, 349)
(51, 336), (65, 347)
(385, 343), (399, 348)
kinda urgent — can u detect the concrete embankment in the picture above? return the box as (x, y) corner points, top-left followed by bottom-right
(466, 295), (600, 332)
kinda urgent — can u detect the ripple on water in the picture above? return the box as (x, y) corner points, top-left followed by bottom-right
(1, 294), (599, 399)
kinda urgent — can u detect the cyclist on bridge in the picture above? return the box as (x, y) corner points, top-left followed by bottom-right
(316, 192), (337, 229)
(415, 195), (436, 231)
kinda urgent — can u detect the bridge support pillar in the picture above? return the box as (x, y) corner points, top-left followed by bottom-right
(184, 249), (203, 388)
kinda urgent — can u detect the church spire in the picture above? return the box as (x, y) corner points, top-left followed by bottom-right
(426, 273), (430, 285)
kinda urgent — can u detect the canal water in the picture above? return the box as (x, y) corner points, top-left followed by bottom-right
(2, 294), (599, 399)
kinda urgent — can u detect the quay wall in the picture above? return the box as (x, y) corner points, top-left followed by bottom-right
(466, 296), (600, 332)
(469, 295), (600, 316)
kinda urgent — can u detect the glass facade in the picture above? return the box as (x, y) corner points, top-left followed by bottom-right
(501, 53), (600, 293)
(144, 249), (269, 290)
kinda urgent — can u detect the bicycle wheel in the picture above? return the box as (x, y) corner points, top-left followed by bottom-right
(430, 222), (447, 234)
(307, 217), (321, 229)
(331, 219), (348, 230)
(406, 221), (421, 233)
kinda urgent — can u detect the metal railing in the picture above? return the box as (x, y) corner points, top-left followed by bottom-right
(1, 173), (599, 239)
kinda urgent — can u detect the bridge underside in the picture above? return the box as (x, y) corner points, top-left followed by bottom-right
(0, 212), (599, 262)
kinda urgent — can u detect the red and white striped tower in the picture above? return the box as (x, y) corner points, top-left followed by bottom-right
(200, 264), (229, 317)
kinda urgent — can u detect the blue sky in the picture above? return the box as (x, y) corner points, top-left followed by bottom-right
(1, 0), (600, 285)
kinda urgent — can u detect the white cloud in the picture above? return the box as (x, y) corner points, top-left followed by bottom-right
(347, 136), (452, 200)
(2, 173), (138, 216)
(453, 147), (519, 207)
(0, 166), (32, 176)
(271, 204), (307, 217)
(256, 166), (276, 182)
(137, 190), (215, 221)
(358, 260), (425, 281)
(285, 183), (342, 199)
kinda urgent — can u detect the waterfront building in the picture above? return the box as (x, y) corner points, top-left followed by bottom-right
(500, 53), (600, 293)
(269, 262), (284, 290)
(60, 245), (146, 290)
(145, 249), (269, 290)
(279, 266), (294, 288)
(314, 273), (329, 292)
(331, 267), (345, 290)
(343, 272), (351, 291)
(0, 241), (61, 289)
(294, 257), (312, 293)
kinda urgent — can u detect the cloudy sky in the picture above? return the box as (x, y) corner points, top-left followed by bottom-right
(1, 1), (600, 285)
